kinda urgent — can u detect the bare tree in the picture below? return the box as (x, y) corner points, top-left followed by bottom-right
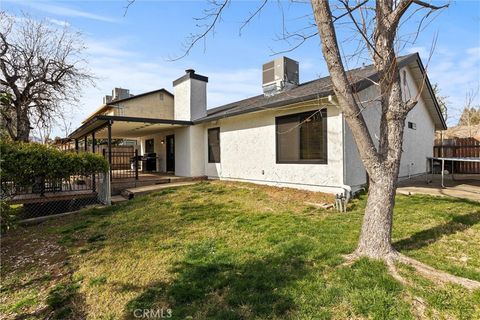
(458, 88), (480, 127)
(432, 83), (448, 122)
(33, 119), (52, 144)
(0, 12), (93, 142)
(59, 112), (73, 138)
(126, 0), (480, 289)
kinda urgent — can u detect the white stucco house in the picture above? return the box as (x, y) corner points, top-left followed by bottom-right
(69, 53), (446, 196)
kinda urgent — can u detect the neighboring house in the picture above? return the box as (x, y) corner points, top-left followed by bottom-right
(83, 87), (175, 122)
(69, 53), (446, 196)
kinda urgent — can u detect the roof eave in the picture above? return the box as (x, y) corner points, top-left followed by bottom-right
(413, 54), (448, 130)
(69, 115), (193, 139)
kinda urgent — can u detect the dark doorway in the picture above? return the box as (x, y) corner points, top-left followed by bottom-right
(145, 139), (154, 154)
(166, 135), (175, 172)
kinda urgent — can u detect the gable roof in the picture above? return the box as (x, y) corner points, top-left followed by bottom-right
(108, 88), (173, 104)
(196, 53), (446, 130)
(82, 88), (173, 124)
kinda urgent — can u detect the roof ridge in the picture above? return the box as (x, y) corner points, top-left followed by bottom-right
(205, 53), (417, 115)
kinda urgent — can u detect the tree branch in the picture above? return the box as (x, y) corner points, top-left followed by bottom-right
(311, 0), (381, 169)
(389, 0), (449, 30)
(171, 0), (230, 61)
(239, 0), (268, 35)
(339, 0), (381, 58)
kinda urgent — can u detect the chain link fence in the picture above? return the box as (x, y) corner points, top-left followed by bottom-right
(1, 171), (110, 221)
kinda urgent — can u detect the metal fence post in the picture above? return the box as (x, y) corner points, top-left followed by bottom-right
(92, 131), (96, 192)
(135, 149), (139, 180)
(107, 121), (112, 181)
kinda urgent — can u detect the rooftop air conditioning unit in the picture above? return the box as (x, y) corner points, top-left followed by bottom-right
(112, 88), (130, 101)
(262, 56), (299, 96)
(103, 95), (112, 104)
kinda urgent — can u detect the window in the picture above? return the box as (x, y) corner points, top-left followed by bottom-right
(408, 121), (416, 130)
(145, 139), (154, 153)
(276, 109), (327, 164)
(208, 128), (220, 163)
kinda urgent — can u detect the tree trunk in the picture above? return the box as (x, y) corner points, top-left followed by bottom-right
(15, 108), (30, 142)
(355, 167), (398, 259)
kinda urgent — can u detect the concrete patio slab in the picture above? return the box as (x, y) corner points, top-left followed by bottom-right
(397, 174), (480, 202)
(121, 181), (200, 199)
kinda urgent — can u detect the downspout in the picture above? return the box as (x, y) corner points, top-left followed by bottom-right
(334, 96), (352, 200)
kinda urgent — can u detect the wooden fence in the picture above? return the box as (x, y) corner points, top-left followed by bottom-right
(434, 138), (480, 174)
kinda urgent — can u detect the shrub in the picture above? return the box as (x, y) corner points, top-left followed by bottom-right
(0, 141), (109, 192)
(0, 201), (18, 232)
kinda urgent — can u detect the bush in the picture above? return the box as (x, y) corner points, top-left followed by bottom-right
(0, 201), (17, 232)
(0, 141), (109, 191)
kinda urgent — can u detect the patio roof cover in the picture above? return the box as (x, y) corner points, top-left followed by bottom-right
(68, 115), (193, 139)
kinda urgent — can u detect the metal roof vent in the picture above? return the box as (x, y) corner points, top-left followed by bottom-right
(262, 56), (299, 96)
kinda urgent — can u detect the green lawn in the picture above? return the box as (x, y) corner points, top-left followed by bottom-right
(1, 181), (479, 319)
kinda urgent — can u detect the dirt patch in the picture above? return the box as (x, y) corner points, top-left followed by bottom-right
(213, 180), (335, 204)
(1, 226), (67, 274)
(1, 222), (75, 319)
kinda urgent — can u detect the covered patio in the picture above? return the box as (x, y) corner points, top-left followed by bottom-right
(68, 115), (192, 182)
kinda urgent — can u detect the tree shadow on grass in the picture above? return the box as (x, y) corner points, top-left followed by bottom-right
(124, 241), (312, 320)
(394, 211), (480, 251)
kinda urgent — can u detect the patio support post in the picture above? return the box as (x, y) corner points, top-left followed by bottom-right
(107, 121), (112, 180)
(92, 131), (96, 192)
(84, 135), (88, 152)
(75, 139), (79, 153)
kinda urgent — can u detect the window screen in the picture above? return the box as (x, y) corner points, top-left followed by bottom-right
(276, 110), (327, 164)
(208, 127), (220, 163)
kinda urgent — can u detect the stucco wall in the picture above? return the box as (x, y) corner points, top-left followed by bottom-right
(174, 81), (190, 121)
(137, 126), (204, 176)
(173, 126), (205, 177)
(138, 130), (175, 172)
(114, 92), (174, 119)
(174, 78), (207, 121)
(399, 68), (436, 178)
(344, 66), (436, 192)
(203, 103), (346, 194)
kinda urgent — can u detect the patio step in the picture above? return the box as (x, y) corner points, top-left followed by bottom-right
(121, 181), (200, 199)
(111, 195), (129, 204)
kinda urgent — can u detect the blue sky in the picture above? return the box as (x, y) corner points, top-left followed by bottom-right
(3, 0), (480, 136)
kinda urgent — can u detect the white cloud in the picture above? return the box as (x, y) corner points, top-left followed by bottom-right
(86, 38), (135, 58)
(427, 47), (480, 126)
(407, 46), (430, 59)
(47, 18), (70, 27)
(10, 1), (117, 23)
(410, 46), (480, 127)
(55, 38), (264, 137)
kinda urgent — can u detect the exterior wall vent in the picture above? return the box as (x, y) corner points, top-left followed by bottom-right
(262, 56), (299, 96)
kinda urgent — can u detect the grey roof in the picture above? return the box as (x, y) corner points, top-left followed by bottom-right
(196, 53), (446, 130)
(109, 88), (173, 104)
